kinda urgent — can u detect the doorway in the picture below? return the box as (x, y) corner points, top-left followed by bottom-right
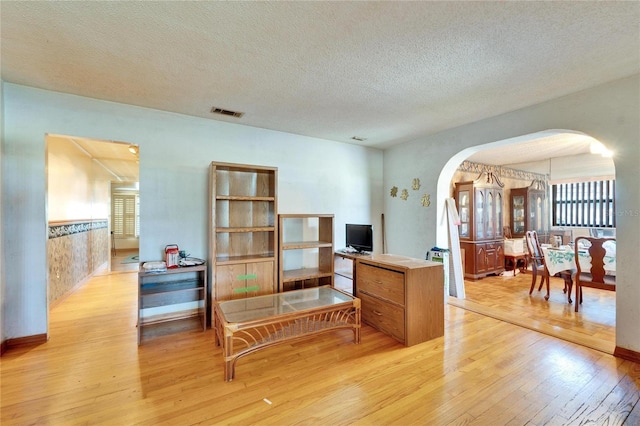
(110, 181), (140, 273)
(46, 134), (140, 306)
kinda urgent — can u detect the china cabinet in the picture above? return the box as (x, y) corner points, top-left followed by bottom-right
(510, 180), (546, 239)
(455, 172), (505, 279)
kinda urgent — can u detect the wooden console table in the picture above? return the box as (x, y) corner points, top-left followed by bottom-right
(213, 286), (360, 381)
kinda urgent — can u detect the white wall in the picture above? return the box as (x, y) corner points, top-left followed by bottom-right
(1, 83), (383, 339)
(384, 74), (640, 353)
(47, 137), (113, 221)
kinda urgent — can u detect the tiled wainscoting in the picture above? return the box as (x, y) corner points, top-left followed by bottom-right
(48, 219), (109, 305)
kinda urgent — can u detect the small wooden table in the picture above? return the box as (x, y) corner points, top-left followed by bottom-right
(214, 286), (361, 381)
(504, 253), (528, 276)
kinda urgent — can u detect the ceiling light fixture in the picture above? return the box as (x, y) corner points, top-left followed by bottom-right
(590, 141), (604, 154)
(590, 141), (612, 157)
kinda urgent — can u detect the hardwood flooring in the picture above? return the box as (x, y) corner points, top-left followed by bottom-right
(1, 271), (638, 425)
(97, 248), (140, 275)
(452, 271), (616, 354)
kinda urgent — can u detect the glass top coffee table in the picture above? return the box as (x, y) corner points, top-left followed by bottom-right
(213, 286), (361, 381)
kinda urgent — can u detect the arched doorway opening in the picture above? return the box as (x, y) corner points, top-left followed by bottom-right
(436, 129), (616, 353)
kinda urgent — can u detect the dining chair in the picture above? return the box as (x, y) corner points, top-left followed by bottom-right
(525, 230), (572, 301)
(574, 236), (616, 312)
(525, 230), (549, 300)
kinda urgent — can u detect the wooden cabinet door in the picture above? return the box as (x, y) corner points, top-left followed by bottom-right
(246, 261), (274, 297)
(459, 241), (473, 277)
(495, 243), (504, 271)
(475, 244), (488, 274)
(485, 243), (497, 271)
(216, 261), (274, 300)
(215, 264), (248, 300)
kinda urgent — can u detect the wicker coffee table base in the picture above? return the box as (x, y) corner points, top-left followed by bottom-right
(214, 299), (361, 381)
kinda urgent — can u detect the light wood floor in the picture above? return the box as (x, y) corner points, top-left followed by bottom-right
(96, 249), (139, 274)
(1, 272), (638, 425)
(452, 270), (616, 354)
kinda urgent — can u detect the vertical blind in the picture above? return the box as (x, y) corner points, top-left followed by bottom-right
(551, 180), (615, 227)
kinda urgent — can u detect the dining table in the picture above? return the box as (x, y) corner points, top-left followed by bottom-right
(541, 242), (616, 303)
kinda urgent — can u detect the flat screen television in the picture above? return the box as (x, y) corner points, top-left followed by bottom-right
(346, 224), (373, 253)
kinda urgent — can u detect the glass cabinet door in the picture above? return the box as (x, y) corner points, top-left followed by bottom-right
(475, 189), (485, 239)
(486, 191), (494, 238)
(458, 190), (470, 238)
(512, 195), (525, 235)
(530, 192), (544, 233)
(495, 191), (503, 238)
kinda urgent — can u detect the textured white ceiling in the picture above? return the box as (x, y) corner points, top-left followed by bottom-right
(2, 1), (638, 155)
(467, 132), (597, 166)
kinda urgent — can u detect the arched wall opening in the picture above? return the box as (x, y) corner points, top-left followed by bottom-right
(434, 128), (617, 351)
(435, 129), (615, 250)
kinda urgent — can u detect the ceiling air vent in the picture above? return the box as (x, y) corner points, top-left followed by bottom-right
(210, 106), (244, 118)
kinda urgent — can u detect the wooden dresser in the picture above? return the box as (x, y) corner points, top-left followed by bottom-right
(355, 254), (444, 346)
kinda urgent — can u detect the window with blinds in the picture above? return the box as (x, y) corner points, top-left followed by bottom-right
(551, 180), (615, 228)
(112, 194), (139, 237)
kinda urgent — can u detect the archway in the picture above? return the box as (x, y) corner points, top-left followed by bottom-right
(436, 129), (617, 353)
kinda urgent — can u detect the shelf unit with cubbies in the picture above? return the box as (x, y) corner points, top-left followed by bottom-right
(210, 162), (278, 303)
(137, 263), (207, 345)
(279, 214), (334, 292)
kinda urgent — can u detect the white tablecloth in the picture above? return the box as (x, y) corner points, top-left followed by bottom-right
(542, 243), (616, 277)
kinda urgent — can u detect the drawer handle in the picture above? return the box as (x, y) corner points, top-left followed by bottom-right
(372, 310), (383, 316)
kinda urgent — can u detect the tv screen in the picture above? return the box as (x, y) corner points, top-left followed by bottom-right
(346, 224), (373, 253)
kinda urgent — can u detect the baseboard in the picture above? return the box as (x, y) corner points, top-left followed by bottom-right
(613, 346), (640, 363)
(1, 334), (48, 355)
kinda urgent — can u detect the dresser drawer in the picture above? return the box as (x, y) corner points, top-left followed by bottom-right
(357, 262), (405, 305)
(358, 291), (405, 343)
